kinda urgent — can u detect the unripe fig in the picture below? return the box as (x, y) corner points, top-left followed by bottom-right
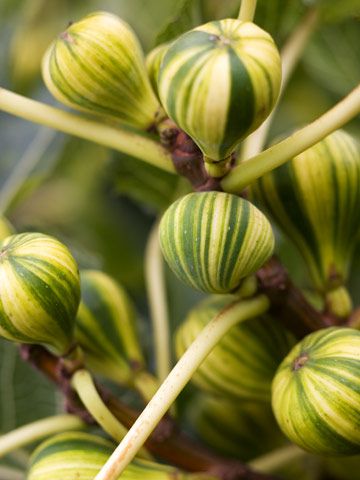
(0, 233), (80, 355)
(158, 19), (281, 175)
(176, 296), (296, 401)
(159, 192), (274, 294)
(251, 130), (360, 298)
(0, 217), (14, 241)
(272, 327), (360, 456)
(28, 431), (201, 480)
(42, 11), (160, 130)
(146, 42), (169, 99)
(187, 393), (286, 461)
(75, 270), (146, 385)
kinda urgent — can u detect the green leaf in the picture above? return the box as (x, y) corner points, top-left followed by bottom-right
(111, 153), (179, 212)
(316, 0), (360, 22)
(303, 19), (360, 96)
(0, 341), (57, 434)
(155, 0), (203, 45)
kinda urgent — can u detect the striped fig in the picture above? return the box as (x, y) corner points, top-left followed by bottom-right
(158, 19), (281, 176)
(176, 295), (296, 401)
(272, 327), (360, 456)
(75, 270), (158, 399)
(159, 192), (274, 294)
(0, 233), (80, 355)
(42, 11), (160, 130)
(251, 130), (360, 314)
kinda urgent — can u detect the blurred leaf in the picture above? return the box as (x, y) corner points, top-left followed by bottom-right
(0, 341), (57, 434)
(316, 0), (360, 22)
(111, 153), (179, 212)
(303, 20), (360, 96)
(10, 0), (71, 93)
(155, 0), (203, 45)
(200, 0), (239, 21)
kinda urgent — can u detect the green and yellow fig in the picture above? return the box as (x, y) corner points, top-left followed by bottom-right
(159, 192), (274, 294)
(176, 296), (296, 401)
(42, 11), (160, 130)
(0, 217), (14, 241)
(251, 130), (360, 312)
(0, 233), (80, 355)
(272, 327), (360, 456)
(75, 270), (158, 399)
(158, 19), (281, 176)
(187, 393), (286, 461)
(146, 42), (169, 99)
(28, 431), (209, 480)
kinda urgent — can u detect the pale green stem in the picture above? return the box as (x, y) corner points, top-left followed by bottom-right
(70, 369), (152, 460)
(0, 88), (175, 173)
(0, 128), (55, 215)
(241, 7), (319, 161)
(0, 466), (24, 480)
(249, 444), (307, 473)
(0, 414), (84, 459)
(238, 0), (258, 22)
(221, 84), (360, 193)
(145, 222), (171, 383)
(95, 295), (270, 480)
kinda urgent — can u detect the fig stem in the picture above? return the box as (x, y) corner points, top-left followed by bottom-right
(70, 369), (152, 461)
(0, 414), (84, 459)
(238, 0), (258, 22)
(95, 295), (270, 480)
(249, 445), (306, 473)
(221, 84), (360, 193)
(0, 88), (175, 174)
(145, 221), (172, 383)
(241, 7), (319, 160)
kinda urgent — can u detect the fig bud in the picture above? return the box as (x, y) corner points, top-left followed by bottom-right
(42, 11), (160, 130)
(159, 192), (274, 294)
(272, 327), (360, 455)
(251, 130), (360, 299)
(75, 270), (147, 386)
(158, 19), (281, 176)
(0, 232), (80, 355)
(176, 296), (296, 401)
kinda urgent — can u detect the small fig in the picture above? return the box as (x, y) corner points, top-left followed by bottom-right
(176, 295), (296, 401)
(0, 232), (80, 355)
(42, 11), (160, 130)
(159, 192), (274, 294)
(75, 270), (156, 396)
(272, 327), (360, 456)
(158, 19), (281, 176)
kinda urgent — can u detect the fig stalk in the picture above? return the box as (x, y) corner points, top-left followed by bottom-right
(95, 295), (270, 480)
(238, 0), (258, 22)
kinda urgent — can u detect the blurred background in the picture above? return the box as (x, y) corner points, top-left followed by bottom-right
(0, 0), (359, 477)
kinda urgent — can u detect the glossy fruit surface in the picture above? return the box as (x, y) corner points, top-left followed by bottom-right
(158, 19), (281, 164)
(0, 232), (80, 355)
(272, 327), (360, 455)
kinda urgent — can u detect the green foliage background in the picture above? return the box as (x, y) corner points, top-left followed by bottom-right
(0, 0), (359, 477)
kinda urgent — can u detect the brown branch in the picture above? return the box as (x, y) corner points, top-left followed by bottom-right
(158, 119), (223, 192)
(256, 257), (339, 338)
(19, 344), (279, 480)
